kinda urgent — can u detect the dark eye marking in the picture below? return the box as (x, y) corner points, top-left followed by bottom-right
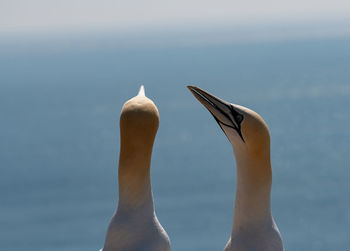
(211, 104), (245, 142)
(193, 88), (245, 143)
(229, 105), (245, 142)
(235, 113), (244, 124)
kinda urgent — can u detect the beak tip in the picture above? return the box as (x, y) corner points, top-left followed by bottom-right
(138, 85), (145, 97)
(187, 85), (199, 95)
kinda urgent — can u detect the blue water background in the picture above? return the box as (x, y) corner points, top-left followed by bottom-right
(1, 35), (350, 250)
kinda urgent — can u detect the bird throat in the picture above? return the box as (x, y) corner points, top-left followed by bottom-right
(232, 149), (273, 230)
(117, 149), (154, 213)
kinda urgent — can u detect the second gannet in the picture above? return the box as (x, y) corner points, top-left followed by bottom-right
(100, 86), (171, 251)
(187, 86), (284, 251)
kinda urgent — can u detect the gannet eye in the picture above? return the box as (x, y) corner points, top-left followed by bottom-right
(235, 114), (243, 124)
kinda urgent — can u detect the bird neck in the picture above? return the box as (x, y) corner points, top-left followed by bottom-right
(231, 147), (273, 232)
(117, 144), (154, 215)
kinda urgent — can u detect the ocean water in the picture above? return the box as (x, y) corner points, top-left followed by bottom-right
(1, 35), (350, 251)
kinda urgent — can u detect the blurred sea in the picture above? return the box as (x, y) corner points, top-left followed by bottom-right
(1, 34), (350, 251)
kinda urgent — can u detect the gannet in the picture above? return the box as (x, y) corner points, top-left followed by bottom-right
(187, 86), (284, 251)
(100, 86), (171, 251)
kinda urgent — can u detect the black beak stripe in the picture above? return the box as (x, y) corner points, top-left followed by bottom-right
(189, 86), (245, 142)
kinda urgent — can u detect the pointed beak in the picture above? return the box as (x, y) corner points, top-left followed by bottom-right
(187, 85), (244, 141)
(138, 85), (145, 97)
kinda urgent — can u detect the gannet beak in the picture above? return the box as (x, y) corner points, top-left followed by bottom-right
(138, 85), (145, 97)
(187, 85), (245, 142)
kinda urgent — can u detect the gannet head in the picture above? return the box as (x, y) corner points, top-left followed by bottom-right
(187, 86), (270, 158)
(120, 85), (159, 149)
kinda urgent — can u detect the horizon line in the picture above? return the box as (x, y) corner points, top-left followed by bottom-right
(1, 19), (350, 48)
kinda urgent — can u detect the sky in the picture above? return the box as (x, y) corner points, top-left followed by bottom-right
(1, 0), (350, 34)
